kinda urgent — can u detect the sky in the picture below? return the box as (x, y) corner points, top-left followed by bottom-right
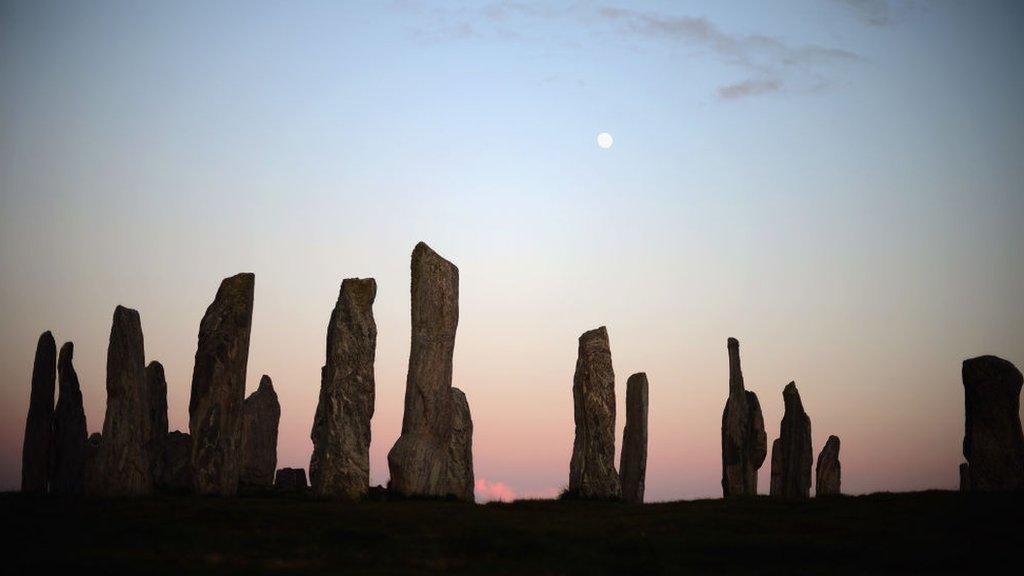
(1, 0), (1022, 502)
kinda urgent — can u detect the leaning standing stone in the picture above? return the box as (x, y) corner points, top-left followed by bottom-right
(721, 338), (767, 497)
(568, 326), (620, 499)
(769, 381), (813, 499)
(189, 273), (255, 496)
(446, 387), (474, 501)
(241, 375), (280, 488)
(961, 355), (1024, 492)
(619, 372), (649, 504)
(22, 331), (56, 494)
(52, 342), (89, 495)
(815, 435), (841, 496)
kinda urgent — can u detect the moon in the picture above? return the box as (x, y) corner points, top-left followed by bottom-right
(597, 132), (614, 149)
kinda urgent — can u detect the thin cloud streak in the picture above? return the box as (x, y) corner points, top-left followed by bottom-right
(718, 78), (781, 100)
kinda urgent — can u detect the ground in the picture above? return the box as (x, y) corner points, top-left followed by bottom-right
(2, 490), (1020, 574)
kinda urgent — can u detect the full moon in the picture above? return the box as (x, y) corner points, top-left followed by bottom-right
(597, 132), (614, 149)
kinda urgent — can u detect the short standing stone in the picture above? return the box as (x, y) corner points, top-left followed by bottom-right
(275, 468), (308, 493)
(568, 326), (621, 499)
(241, 375), (280, 488)
(769, 381), (813, 499)
(189, 273), (255, 496)
(446, 387), (474, 501)
(22, 331), (56, 494)
(721, 338), (767, 497)
(92, 306), (152, 496)
(159, 431), (193, 493)
(961, 355), (1024, 491)
(52, 342), (89, 495)
(83, 433), (103, 494)
(619, 372), (649, 504)
(815, 435), (841, 496)
(310, 278), (377, 499)
(146, 361), (168, 483)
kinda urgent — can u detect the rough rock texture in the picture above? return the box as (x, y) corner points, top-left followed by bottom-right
(446, 388), (474, 501)
(816, 435), (841, 497)
(721, 338), (767, 497)
(770, 381), (813, 499)
(146, 361), (168, 483)
(22, 331), (56, 494)
(83, 432), (103, 494)
(961, 355), (1024, 492)
(387, 243), (461, 498)
(569, 326), (621, 499)
(52, 342), (88, 495)
(310, 278), (377, 500)
(275, 468), (308, 493)
(159, 431), (193, 493)
(189, 273), (255, 496)
(959, 463), (971, 493)
(92, 306), (152, 496)
(619, 372), (649, 504)
(241, 375), (280, 488)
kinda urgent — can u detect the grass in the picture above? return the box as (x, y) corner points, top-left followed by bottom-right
(2, 490), (1021, 574)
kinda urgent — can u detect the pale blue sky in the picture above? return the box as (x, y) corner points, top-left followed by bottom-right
(1, 1), (1022, 499)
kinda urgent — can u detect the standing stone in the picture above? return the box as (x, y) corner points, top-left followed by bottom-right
(769, 381), (813, 499)
(22, 331), (56, 494)
(52, 342), (88, 495)
(92, 306), (152, 496)
(189, 273), (255, 496)
(387, 243), (460, 498)
(275, 468), (308, 493)
(568, 326), (621, 499)
(160, 431), (193, 493)
(961, 355), (1024, 492)
(619, 372), (649, 504)
(241, 375), (280, 488)
(310, 278), (377, 499)
(146, 361), (168, 483)
(816, 435), (841, 497)
(446, 387), (474, 501)
(83, 433), (103, 494)
(959, 463), (971, 493)
(721, 338), (767, 497)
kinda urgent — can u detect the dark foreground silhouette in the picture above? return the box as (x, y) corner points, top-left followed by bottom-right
(2, 491), (1021, 574)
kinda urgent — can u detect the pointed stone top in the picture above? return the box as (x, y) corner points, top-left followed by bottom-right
(412, 242), (457, 269)
(727, 337), (739, 349)
(216, 273), (255, 298)
(824, 435), (840, 450)
(38, 331), (55, 345)
(59, 341), (74, 365)
(580, 326), (609, 341)
(782, 381), (804, 413)
(257, 374), (274, 393)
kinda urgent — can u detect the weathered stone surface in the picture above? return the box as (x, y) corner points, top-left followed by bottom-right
(189, 273), (255, 496)
(569, 326), (621, 499)
(388, 243), (460, 498)
(619, 372), (649, 504)
(961, 355), (1024, 492)
(446, 387), (474, 501)
(146, 361), (168, 483)
(816, 435), (841, 497)
(310, 278), (377, 500)
(92, 306), (152, 496)
(241, 375), (280, 488)
(159, 431), (193, 493)
(275, 467), (308, 493)
(959, 463), (971, 493)
(22, 331), (56, 494)
(52, 342), (88, 495)
(721, 338), (767, 497)
(770, 381), (813, 499)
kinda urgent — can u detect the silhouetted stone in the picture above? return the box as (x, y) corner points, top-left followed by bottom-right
(275, 467), (308, 493)
(816, 435), (841, 497)
(92, 306), (152, 496)
(189, 273), (255, 496)
(619, 372), (649, 504)
(721, 338), (767, 497)
(388, 243), (461, 498)
(146, 361), (168, 483)
(241, 375), (280, 488)
(310, 278), (377, 500)
(83, 432), (103, 494)
(961, 355), (1024, 492)
(770, 381), (813, 499)
(959, 463), (971, 492)
(446, 387), (474, 501)
(569, 326), (621, 499)
(52, 342), (88, 495)
(159, 431), (193, 493)
(22, 331), (56, 494)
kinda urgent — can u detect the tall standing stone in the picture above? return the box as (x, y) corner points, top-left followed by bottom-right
(568, 326), (620, 499)
(619, 372), (649, 504)
(22, 331), (56, 494)
(721, 338), (767, 497)
(387, 243), (460, 498)
(959, 463), (971, 492)
(241, 375), (280, 488)
(310, 278), (377, 499)
(52, 342), (88, 495)
(146, 361), (168, 482)
(815, 435), (841, 497)
(961, 355), (1024, 492)
(189, 273), (255, 496)
(160, 431), (193, 493)
(446, 387), (474, 501)
(769, 381), (813, 499)
(92, 306), (152, 496)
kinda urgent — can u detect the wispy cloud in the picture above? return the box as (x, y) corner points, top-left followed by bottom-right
(833, 0), (892, 26)
(718, 79), (781, 100)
